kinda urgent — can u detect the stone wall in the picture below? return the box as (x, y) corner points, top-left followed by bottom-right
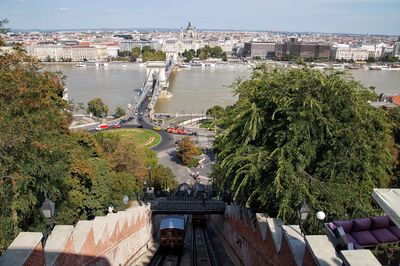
(0, 205), (153, 266)
(210, 205), (380, 266)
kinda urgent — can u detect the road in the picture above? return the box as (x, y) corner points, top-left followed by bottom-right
(73, 74), (215, 186)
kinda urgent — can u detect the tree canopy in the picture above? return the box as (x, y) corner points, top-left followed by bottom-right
(177, 137), (201, 166)
(114, 106), (126, 118)
(196, 46), (226, 60)
(212, 65), (394, 232)
(87, 98), (109, 118)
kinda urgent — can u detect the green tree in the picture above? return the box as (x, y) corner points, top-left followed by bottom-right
(213, 65), (393, 233)
(131, 46), (141, 62)
(149, 164), (177, 192)
(367, 56), (376, 63)
(177, 137), (201, 165)
(206, 105), (225, 119)
(142, 45), (154, 54)
(0, 40), (72, 252)
(0, 19), (9, 46)
(211, 46), (223, 58)
(221, 52), (228, 62)
(388, 107), (400, 188)
(114, 106), (126, 118)
(87, 98), (109, 118)
(142, 51), (166, 62)
(184, 49), (195, 62)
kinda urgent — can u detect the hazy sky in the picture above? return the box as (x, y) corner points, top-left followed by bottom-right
(1, 0), (399, 35)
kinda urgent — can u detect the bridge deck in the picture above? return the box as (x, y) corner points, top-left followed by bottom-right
(150, 200), (226, 214)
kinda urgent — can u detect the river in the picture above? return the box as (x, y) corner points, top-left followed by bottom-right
(45, 63), (400, 114)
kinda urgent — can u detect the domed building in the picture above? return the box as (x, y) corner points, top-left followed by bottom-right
(184, 22), (197, 39)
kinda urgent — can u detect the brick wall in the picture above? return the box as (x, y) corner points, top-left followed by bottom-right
(0, 205), (153, 266)
(210, 214), (298, 266)
(23, 242), (45, 266)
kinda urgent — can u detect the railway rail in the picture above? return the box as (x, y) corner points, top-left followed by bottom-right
(148, 249), (182, 266)
(150, 223), (218, 266)
(191, 225), (217, 266)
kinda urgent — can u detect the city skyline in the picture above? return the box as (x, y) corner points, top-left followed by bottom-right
(1, 0), (400, 35)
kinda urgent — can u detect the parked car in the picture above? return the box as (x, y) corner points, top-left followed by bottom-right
(95, 124), (109, 131)
(112, 124), (121, 129)
(120, 119), (127, 124)
(137, 125), (144, 128)
(153, 126), (161, 131)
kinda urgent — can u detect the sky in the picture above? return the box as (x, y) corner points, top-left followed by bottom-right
(1, 0), (399, 35)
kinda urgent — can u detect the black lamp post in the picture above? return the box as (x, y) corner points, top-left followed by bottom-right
(297, 200), (310, 236)
(148, 166), (151, 187)
(40, 197), (55, 245)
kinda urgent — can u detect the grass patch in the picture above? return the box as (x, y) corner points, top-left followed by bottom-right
(187, 158), (200, 168)
(199, 122), (212, 128)
(105, 129), (161, 148)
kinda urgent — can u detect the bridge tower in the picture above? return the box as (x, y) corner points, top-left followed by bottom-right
(165, 50), (178, 64)
(145, 61), (167, 87)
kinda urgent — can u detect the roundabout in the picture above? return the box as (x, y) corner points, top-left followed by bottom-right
(105, 128), (162, 148)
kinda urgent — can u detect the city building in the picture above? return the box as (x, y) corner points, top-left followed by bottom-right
(275, 39), (331, 60)
(243, 42), (275, 58)
(393, 42), (400, 58)
(180, 22), (198, 39)
(25, 44), (108, 61)
(119, 40), (161, 52)
(330, 45), (369, 61)
(360, 43), (384, 59)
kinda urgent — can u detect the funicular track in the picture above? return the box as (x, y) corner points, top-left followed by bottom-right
(149, 222), (217, 266)
(191, 224), (217, 266)
(149, 249), (182, 266)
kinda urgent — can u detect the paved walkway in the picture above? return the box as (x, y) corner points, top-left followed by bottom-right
(157, 148), (194, 185)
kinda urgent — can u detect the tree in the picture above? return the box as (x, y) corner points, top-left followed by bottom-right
(142, 46), (154, 54)
(212, 65), (393, 233)
(211, 46), (223, 58)
(87, 98), (109, 118)
(183, 49), (195, 62)
(0, 19), (9, 46)
(114, 106), (126, 118)
(221, 52), (228, 62)
(176, 137), (201, 165)
(131, 46), (141, 62)
(388, 107), (400, 188)
(149, 164), (177, 192)
(0, 39), (72, 252)
(206, 105), (225, 119)
(143, 50), (166, 62)
(367, 56), (376, 63)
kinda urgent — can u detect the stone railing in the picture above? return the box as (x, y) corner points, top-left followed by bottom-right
(0, 205), (153, 266)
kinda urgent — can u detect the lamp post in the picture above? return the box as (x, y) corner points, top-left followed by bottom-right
(40, 197), (55, 245)
(123, 195), (129, 206)
(297, 200), (310, 236)
(148, 166), (151, 187)
(316, 211), (326, 233)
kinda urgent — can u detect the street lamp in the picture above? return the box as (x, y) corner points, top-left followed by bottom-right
(316, 211), (326, 221)
(40, 197), (55, 245)
(123, 195), (129, 206)
(40, 198), (55, 219)
(297, 200), (310, 236)
(316, 211), (326, 233)
(148, 166), (151, 186)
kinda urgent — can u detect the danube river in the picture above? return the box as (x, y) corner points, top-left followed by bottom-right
(45, 63), (400, 114)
